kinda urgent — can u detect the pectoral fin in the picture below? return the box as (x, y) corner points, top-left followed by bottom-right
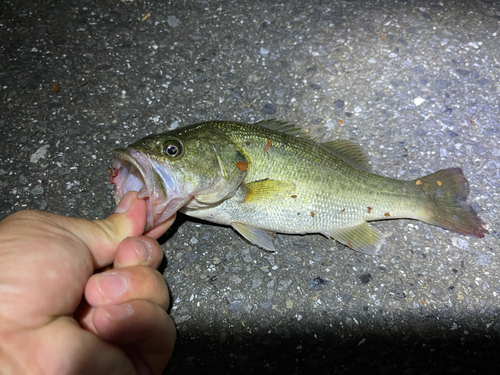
(232, 222), (275, 251)
(244, 179), (296, 204)
(328, 222), (384, 255)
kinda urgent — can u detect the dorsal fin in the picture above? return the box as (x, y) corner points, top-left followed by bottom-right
(321, 139), (371, 172)
(253, 119), (306, 138)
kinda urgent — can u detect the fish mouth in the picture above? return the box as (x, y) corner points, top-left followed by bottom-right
(111, 149), (185, 231)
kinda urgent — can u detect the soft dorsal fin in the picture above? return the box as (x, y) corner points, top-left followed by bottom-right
(321, 139), (371, 172)
(253, 119), (306, 138)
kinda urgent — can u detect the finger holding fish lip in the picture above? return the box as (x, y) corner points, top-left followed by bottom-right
(76, 213), (174, 340)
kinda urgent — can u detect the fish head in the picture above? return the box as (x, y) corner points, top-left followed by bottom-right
(111, 125), (247, 231)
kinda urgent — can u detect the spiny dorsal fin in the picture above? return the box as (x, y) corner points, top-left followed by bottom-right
(254, 120), (370, 171)
(253, 119), (307, 138)
(321, 139), (371, 172)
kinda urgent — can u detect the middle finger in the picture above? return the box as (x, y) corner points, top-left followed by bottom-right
(85, 266), (170, 311)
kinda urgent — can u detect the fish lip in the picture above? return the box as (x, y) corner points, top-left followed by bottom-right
(111, 148), (169, 230)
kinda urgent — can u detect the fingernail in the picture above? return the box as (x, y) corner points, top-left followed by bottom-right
(130, 237), (153, 265)
(114, 192), (136, 214)
(97, 273), (128, 300)
(106, 304), (134, 321)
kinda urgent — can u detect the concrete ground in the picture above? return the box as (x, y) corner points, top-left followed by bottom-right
(1, 0), (499, 373)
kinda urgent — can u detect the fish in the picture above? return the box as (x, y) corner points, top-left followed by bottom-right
(110, 120), (488, 255)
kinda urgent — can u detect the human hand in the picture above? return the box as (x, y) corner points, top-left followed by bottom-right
(0, 191), (176, 374)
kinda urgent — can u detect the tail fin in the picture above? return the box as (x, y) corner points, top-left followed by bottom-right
(415, 168), (488, 238)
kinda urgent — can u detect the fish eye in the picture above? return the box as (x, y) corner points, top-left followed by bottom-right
(162, 140), (183, 159)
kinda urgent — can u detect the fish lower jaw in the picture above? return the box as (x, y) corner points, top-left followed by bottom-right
(137, 185), (149, 199)
(145, 200), (176, 230)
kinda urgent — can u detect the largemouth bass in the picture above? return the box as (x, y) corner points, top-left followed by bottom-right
(111, 120), (488, 254)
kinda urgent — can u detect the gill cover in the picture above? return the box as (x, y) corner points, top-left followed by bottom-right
(183, 137), (249, 208)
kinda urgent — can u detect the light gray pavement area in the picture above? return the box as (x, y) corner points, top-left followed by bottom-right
(1, 0), (499, 373)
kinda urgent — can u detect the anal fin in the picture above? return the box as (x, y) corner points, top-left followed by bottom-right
(328, 222), (384, 255)
(232, 222), (275, 251)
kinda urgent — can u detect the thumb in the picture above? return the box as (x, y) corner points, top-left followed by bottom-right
(65, 191), (147, 268)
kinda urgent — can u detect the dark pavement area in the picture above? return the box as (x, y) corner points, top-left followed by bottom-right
(1, 0), (500, 373)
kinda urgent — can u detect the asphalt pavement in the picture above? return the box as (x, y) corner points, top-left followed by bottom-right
(1, 0), (499, 373)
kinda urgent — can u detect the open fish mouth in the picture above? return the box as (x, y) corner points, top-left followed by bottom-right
(111, 149), (184, 231)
